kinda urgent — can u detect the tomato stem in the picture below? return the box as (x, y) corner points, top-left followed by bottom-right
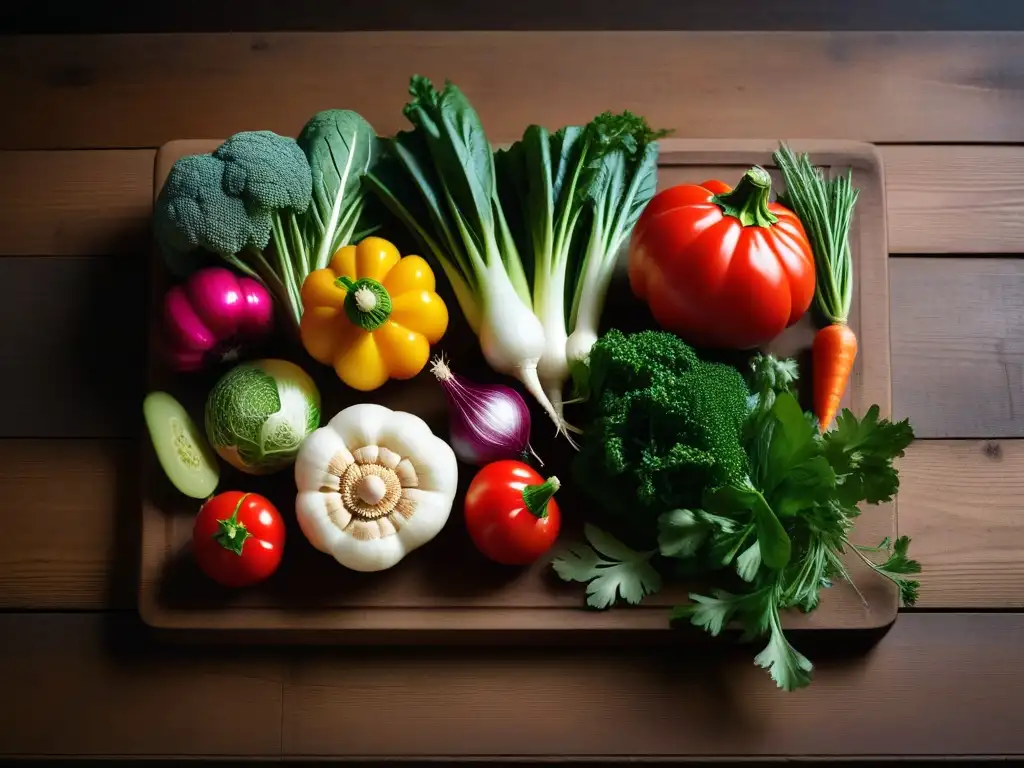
(521, 476), (561, 518)
(711, 166), (779, 228)
(212, 493), (252, 556)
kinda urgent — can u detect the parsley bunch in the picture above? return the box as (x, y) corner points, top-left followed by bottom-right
(552, 356), (920, 692)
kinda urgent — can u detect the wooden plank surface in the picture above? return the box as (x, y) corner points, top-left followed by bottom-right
(0, 255), (148, 438)
(3, 32), (1024, 149)
(885, 145), (1024, 255)
(280, 611), (1024, 758)
(0, 439), (135, 609)
(1, 146), (1021, 258)
(0, 613), (284, 757)
(0, 612), (1019, 758)
(898, 440), (1024, 609)
(0, 150), (154, 255)
(1, 436), (1014, 610)
(891, 257), (1024, 438)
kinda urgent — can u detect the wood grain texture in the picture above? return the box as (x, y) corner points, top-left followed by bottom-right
(0, 613), (284, 757)
(0, 255), (148, 438)
(2, 438), (1016, 611)
(3, 32), (1024, 149)
(0, 439), (135, 609)
(282, 612), (1024, 758)
(0, 150), (154, 255)
(885, 145), (1024, 254)
(0, 612), (1019, 758)
(1, 146), (1023, 257)
(891, 257), (1024, 438)
(898, 440), (1024, 609)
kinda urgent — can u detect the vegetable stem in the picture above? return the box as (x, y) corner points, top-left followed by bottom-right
(711, 166), (780, 228)
(213, 493), (253, 556)
(521, 476), (561, 518)
(336, 275), (392, 331)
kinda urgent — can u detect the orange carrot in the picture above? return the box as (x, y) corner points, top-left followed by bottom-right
(773, 144), (861, 432)
(812, 322), (858, 432)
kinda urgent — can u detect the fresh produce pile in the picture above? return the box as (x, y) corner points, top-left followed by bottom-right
(144, 75), (920, 692)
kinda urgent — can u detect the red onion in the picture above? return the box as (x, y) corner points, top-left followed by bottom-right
(430, 356), (539, 467)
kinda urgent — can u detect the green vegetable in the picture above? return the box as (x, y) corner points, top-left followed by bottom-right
(553, 334), (920, 692)
(154, 130), (313, 330)
(568, 329), (752, 542)
(364, 76), (570, 437)
(551, 524), (661, 609)
(668, 367), (919, 692)
(204, 358), (321, 476)
(143, 390), (220, 500)
(495, 114), (665, 423)
(297, 109), (383, 273)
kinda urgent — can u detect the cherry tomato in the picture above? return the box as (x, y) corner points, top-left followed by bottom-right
(463, 460), (561, 565)
(192, 491), (285, 587)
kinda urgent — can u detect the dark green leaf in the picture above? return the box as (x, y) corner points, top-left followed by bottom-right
(824, 406), (916, 505)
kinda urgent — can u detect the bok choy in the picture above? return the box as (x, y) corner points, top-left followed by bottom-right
(499, 111), (666, 422)
(364, 75), (572, 437)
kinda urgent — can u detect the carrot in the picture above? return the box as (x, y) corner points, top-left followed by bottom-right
(812, 322), (858, 431)
(772, 144), (861, 432)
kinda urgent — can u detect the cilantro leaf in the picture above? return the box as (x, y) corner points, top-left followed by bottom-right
(657, 509), (711, 558)
(754, 604), (814, 692)
(736, 541), (762, 582)
(706, 480), (791, 570)
(551, 524), (662, 609)
(672, 589), (743, 636)
(851, 534), (921, 606)
(824, 406), (915, 506)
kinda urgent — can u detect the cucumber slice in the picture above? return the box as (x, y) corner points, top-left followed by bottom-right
(143, 391), (220, 499)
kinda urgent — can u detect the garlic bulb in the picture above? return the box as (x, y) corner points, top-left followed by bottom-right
(294, 403), (458, 572)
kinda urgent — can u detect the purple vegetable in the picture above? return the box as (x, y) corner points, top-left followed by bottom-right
(162, 266), (275, 372)
(430, 356), (539, 467)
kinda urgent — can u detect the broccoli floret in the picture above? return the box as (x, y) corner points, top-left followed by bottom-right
(153, 130), (314, 331)
(213, 131), (312, 212)
(154, 153), (273, 265)
(572, 329), (751, 541)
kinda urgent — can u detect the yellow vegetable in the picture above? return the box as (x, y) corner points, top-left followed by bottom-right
(299, 237), (449, 391)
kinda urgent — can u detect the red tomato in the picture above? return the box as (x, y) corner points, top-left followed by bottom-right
(463, 460), (562, 566)
(628, 167), (816, 350)
(192, 491), (285, 587)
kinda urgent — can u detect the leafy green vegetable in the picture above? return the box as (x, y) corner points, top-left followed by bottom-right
(494, 113), (666, 422)
(297, 109), (383, 273)
(670, 364), (918, 691)
(551, 524), (661, 609)
(365, 76), (571, 436)
(569, 329), (752, 543)
(154, 131), (313, 328)
(554, 334), (921, 692)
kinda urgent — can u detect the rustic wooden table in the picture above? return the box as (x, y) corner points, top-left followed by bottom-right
(1, 29), (1022, 761)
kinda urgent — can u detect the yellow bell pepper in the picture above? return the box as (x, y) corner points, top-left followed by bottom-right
(299, 236), (449, 391)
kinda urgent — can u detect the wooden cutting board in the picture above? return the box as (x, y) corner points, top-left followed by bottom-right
(138, 137), (896, 641)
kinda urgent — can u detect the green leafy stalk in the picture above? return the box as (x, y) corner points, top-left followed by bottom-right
(363, 75), (570, 438)
(773, 144), (859, 325)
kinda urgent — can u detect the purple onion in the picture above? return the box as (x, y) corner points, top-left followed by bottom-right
(429, 356), (538, 467)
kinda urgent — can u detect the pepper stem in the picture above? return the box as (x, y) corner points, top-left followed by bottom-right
(212, 493), (252, 556)
(521, 476), (561, 519)
(711, 166), (779, 228)
(336, 275), (393, 331)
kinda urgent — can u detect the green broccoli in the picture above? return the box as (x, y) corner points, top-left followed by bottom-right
(153, 130), (313, 331)
(572, 329), (751, 542)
